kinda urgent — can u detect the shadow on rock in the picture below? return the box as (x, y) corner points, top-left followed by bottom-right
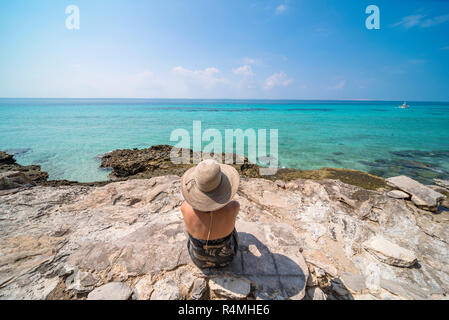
(198, 232), (308, 300)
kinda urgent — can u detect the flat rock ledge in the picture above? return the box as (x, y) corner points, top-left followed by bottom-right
(363, 236), (417, 267)
(1, 175), (449, 300)
(386, 176), (445, 212)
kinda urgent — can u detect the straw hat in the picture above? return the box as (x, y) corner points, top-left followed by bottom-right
(181, 159), (240, 212)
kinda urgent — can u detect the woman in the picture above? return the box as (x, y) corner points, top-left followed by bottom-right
(180, 159), (240, 269)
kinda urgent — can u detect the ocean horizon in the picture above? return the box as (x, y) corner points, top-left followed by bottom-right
(1, 98), (448, 183)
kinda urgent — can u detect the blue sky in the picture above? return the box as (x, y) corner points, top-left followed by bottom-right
(0, 0), (448, 100)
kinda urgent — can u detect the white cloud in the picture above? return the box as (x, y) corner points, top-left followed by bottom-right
(392, 14), (449, 29)
(392, 15), (425, 28)
(233, 65), (254, 76)
(264, 72), (293, 89)
(421, 14), (449, 28)
(441, 46), (449, 51)
(171, 66), (227, 88)
(275, 4), (287, 15)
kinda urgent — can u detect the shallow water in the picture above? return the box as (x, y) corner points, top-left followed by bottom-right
(0, 99), (448, 183)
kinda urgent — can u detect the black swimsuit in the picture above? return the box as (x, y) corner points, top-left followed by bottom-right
(187, 228), (239, 269)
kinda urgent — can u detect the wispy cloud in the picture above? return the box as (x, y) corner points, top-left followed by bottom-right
(233, 65), (254, 76)
(264, 72), (292, 89)
(441, 46), (449, 51)
(275, 4), (287, 15)
(392, 13), (449, 29)
(421, 14), (449, 27)
(171, 66), (227, 88)
(391, 15), (425, 28)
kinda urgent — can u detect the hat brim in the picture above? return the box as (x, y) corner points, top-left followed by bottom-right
(181, 164), (240, 212)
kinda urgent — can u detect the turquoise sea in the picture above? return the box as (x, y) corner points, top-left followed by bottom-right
(0, 99), (448, 183)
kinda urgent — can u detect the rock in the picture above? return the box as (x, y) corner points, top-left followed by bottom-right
(0, 152), (49, 184)
(434, 179), (449, 189)
(209, 276), (251, 299)
(379, 278), (428, 300)
(330, 279), (351, 297)
(386, 190), (410, 199)
(1, 175), (449, 300)
(190, 278), (207, 300)
(386, 175), (445, 211)
(363, 236), (417, 267)
(275, 180), (286, 189)
(87, 282), (132, 300)
(354, 293), (377, 300)
(133, 275), (153, 300)
(307, 286), (327, 300)
(314, 267), (326, 278)
(0, 171), (35, 190)
(0, 152), (15, 165)
(150, 278), (182, 300)
(339, 273), (366, 293)
(99, 146), (388, 190)
(65, 267), (99, 293)
(100, 145), (260, 180)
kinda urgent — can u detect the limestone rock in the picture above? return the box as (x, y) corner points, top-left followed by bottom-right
(379, 278), (428, 300)
(0, 152), (15, 165)
(275, 180), (286, 189)
(339, 273), (366, 293)
(87, 282), (132, 300)
(434, 179), (449, 190)
(307, 286), (327, 300)
(363, 236), (417, 267)
(386, 190), (410, 199)
(133, 275), (153, 300)
(0, 171), (34, 190)
(386, 175), (445, 211)
(150, 278), (182, 300)
(190, 278), (207, 300)
(1, 175), (449, 300)
(209, 276), (251, 299)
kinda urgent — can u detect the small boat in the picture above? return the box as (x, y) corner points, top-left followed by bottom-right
(399, 101), (409, 108)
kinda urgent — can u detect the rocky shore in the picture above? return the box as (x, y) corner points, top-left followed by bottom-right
(0, 147), (448, 300)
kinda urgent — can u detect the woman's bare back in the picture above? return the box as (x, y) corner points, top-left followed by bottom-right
(181, 200), (240, 240)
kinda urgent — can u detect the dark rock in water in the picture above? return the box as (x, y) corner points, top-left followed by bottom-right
(0, 151), (49, 185)
(0, 151), (15, 165)
(391, 149), (449, 159)
(333, 152), (344, 156)
(0, 171), (35, 190)
(361, 153), (449, 185)
(100, 145), (388, 190)
(325, 158), (343, 165)
(101, 145), (262, 181)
